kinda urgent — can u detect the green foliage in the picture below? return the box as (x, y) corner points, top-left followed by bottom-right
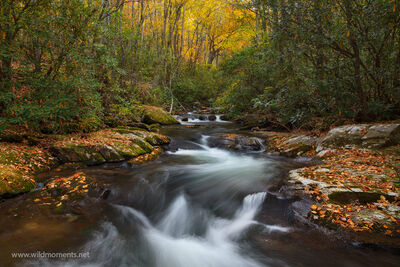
(218, 0), (400, 130)
(173, 65), (223, 105)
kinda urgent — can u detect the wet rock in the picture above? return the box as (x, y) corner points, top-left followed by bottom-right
(198, 115), (206, 121)
(208, 115), (217, 121)
(141, 105), (180, 125)
(182, 117), (189, 122)
(219, 115), (229, 121)
(208, 134), (266, 151)
(100, 189), (111, 200)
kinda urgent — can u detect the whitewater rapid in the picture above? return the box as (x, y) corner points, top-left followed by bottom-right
(26, 135), (290, 267)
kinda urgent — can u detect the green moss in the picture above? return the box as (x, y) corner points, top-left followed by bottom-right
(141, 105), (179, 125)
(113, 143), (148, 158)
(0, 166), (36, 197)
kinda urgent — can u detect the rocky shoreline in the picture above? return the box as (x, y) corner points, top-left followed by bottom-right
(264, 123), (400, 247)
(0, 106), (178, 198)
(202, 121), (400, 247)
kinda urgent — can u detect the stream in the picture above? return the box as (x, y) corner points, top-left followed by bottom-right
(1, 117), (400, 266)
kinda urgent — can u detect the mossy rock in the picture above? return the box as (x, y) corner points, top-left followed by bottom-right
(0, 165), (36, 197)
(121, 130), (170, 146)
(98, 145), (125, 162)
(149, 124), (160, 132)
(126, 122), (152, 131)
(141, 105), (179, 125)
(112, 143), (148, 158)
(50, 144), (106, 165)
(122, 134), (154, 153)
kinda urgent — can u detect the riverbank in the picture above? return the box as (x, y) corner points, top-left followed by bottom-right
(256, 123), (400, 247)
(0, 106), (178, 198)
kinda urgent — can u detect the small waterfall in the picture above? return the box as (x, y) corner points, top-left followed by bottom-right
(174, 113), (230, 124)
(157, 194), (192, 237)
(121, 193), (269, 267)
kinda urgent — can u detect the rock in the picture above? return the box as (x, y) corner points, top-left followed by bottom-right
(141, 105), (180, 125)
(220, 115), (229, 121)
(182, 117), (189, 122)
(352, 209), (391, 225)
(50, 145), (106, 165)
(149, 124), (160, 132)
(362, 124), (400, 147)
(98, 145), (124, 162)
(280, 135), (318, 156)
(208, 115), (217, 121)
(318, 123), (400, 150)
(328, 191), (394, 205)
(208, 134), (266, 151)
(50, 146), (84, 163)
(198, 115), (206, 121)
(126, 122), (152, 131)
(0, 165), (36, 197)
(112, 142), (148, 158)
(376, 203), (400, 218)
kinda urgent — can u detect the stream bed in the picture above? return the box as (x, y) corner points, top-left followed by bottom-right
(1, 119), (399, 266)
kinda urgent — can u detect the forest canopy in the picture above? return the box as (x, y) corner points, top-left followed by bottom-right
(0, 0), (399, 133)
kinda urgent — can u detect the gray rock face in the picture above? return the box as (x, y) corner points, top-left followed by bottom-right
(98, 145), (124, 162)
(317, 123), (400, 151)
(352, 209), (391, 225)
(280, 135), (319, 156)
(207, 134), (266, 151)
(362, 124), (400, 147)
(50, 145), (106, 165)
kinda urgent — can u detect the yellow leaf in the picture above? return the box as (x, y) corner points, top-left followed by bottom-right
(115, 50), (118, 56)
(347, 31), (350, 37)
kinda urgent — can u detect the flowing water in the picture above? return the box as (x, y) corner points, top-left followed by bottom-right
(1, 118), (400, 267)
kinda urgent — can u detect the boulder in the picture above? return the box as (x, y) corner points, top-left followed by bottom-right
(220, 115), (229, 121)
(182, 117), (189, 122)
(141, 105), (179, 125)
(317, 123), (400, 150)
(208, 134), (266, 151)
(208, 115), (217, 121)
(362, 124), (400, 147)
(98, 145), (124, 162)
(198, 115), (206, 121)
(50, 145), (106, 165)
(280, 135), (318, 157)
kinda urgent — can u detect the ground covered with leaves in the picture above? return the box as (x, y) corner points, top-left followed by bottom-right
(286, 143), (400, 246)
